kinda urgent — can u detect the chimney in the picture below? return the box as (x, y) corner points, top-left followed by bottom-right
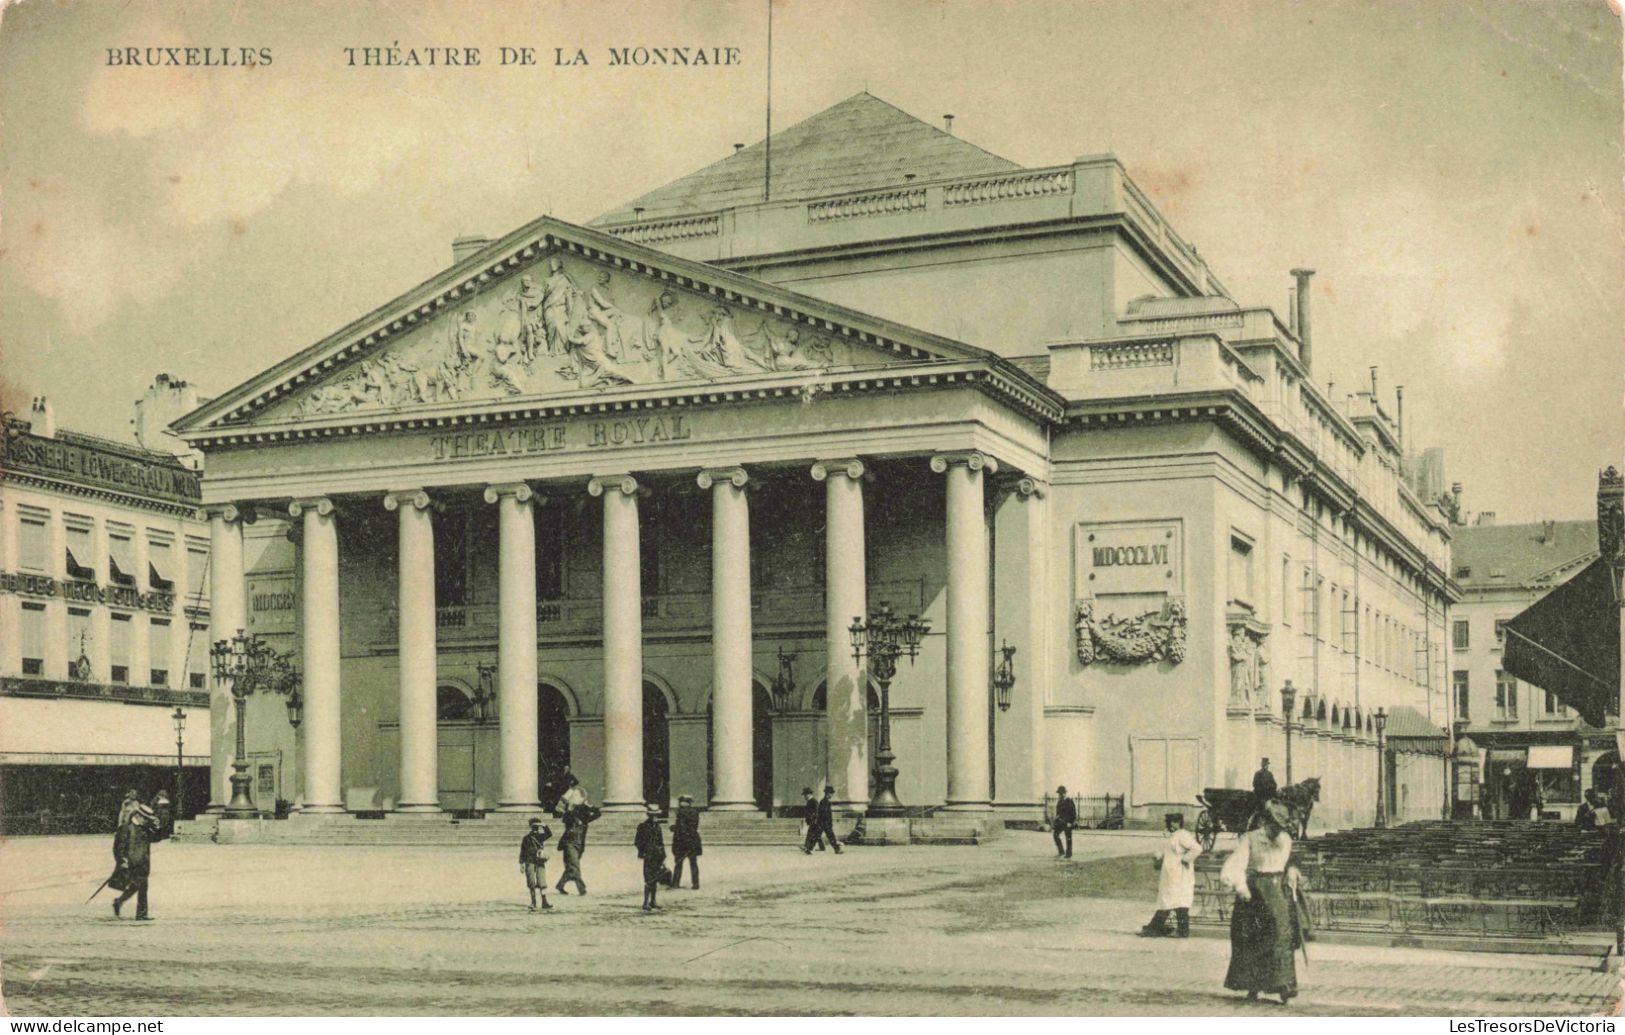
(1540, 519), (1556, 544)
(1290, 268), (1314, 371)
(1475, 512), (1497, 527)
(733, 143), (744, 154)
(942, 114), (955, 134)
(451, 235), (490, 264)
(1369, 366), (1379, 399)
(633, 207), (645, 221)
(29, 396), (55, 438)
(133, 373), (203, 460)
(1395, 385), (1404, 450)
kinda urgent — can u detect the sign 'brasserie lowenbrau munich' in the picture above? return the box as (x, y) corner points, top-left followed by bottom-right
(2, 425), (201, 505)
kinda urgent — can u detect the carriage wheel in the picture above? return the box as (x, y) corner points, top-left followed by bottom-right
(1195, 809), (1217, 852)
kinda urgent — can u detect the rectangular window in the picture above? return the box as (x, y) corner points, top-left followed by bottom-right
(1280, 556), (1292, 626)
(19, 514), (48, 572)
(1495, 671), (1518, 720)
(431, 510), (469, 608)
(20, 602), (46, 675)
(186, 545), (210, 608)
(1541, 690), (1568, 717)
(187, 622), (208, 689)
(534, 501), (564, 601)
(148, 538), (175, 591)
(1453, 619), (1469, 651)
(1494, 619), (1508, 648)
(150, 618), (171, 686)
(108, 532), (136, 587)
(68, 607), (93, 678)
(1228, 535), (1254, 609)
(1314, 576), (1325, 640)
(1453, 670), (1470, 720)
(110, 613), (132, 684)
(65, 522), (96, 581)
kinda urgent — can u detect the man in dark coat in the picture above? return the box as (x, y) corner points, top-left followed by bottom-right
(816, 785), (843, 854)
(1052, 785), (1077, 858)
(554, 800), (590, 897)
(1253, 758), (1278, 802)
(518, 817), (554, 912)
(635, 803), (666, 911)
(111, 803), (159, 920)
(669, 793), (702, 889)
(799, 787), (822, 853)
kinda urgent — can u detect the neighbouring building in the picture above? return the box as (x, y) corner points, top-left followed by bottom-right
(173, 93), (1457, 830)
(0, 381), (212, 832)
(1450, 514), (1610, 821)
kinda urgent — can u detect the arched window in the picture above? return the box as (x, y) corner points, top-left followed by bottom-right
(437, 685), (474, 722)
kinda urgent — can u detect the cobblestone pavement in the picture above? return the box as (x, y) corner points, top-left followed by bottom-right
(1, 830), (1617, 1016)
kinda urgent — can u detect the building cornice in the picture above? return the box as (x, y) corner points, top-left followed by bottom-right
(0, 472), (200, 519)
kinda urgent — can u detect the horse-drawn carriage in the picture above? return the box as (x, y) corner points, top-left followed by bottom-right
(1193, 777), (1321, 851)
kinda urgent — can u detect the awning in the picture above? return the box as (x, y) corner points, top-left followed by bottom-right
(1503, 557), (1620, 728)
(1488, 748), (1527, 765)
(1527, 745), (1576, 769)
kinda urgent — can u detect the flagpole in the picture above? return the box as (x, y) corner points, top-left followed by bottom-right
(764, 0), (772, 202)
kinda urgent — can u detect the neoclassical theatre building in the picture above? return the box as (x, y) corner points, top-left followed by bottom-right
(176, 94), (1457, 827)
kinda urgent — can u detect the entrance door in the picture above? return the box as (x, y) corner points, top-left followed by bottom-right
(538, 684), (571, 809)
(643, 682), (670, 810)
(436, 685), (476, 812)
(752, 683), (774, 811)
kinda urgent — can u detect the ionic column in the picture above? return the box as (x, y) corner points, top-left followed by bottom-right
(993, 476), (1050, 808)
(202, 504), (246, 812)
(699, 467), (756, 811)
(933, 451), (996, 810)
(811, 459), (868, 810)
(590, 475), (644, 811)
(385, 490), (440, 812)
(290, 497), (344, 813)
(484, 483), (540, 810)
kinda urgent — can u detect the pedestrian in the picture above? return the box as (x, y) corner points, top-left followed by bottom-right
(1578, 790), (1599, 832)
(669, 793), (701, 889)
(1141, 812), (1202, 937)
(816, 785), (843, 854)
(111, 803), (158, 921)
(1220, 799), (1298, 1004)
(799, 787), (823, 854)
(1252, 758), (1277, 803)
(554, 796), (592, 897)
(635, 803), (667, 912)
(116, 788), (141, 830)
(518, 817), (554, 912)
(1052, 785), (1077, 858)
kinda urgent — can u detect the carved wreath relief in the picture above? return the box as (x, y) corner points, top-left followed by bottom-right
(299, 254), (847, 416)
(1074, 598), (1187, 667)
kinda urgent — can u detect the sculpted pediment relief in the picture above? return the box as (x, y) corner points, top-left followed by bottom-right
(268, 251), (890, 422)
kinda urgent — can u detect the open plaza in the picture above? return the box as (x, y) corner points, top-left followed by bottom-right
(0, 829), (1616, 1017)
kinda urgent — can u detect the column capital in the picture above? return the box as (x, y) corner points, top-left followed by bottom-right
(196, 503), (244, 524)
(587, 474), (640, 497)
(1014, 476), (1048, 499)
(697, 466), (749, 490)
(383, 489), (432, 512)
(288, 496), (335, 518)
(811, 458), (864, 482)
(930, 451), (998, 476)
(483, 482), (534, 504)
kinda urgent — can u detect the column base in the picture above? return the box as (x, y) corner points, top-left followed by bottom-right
(600, 800), (648, 813)
(299, 803), (348, 815)
(705, 800), (761, 812)
(495, 801), (543, 812)
(393, 803), (444, 814)
(204, 803), (225, 814)
(834, 800), (870, 815)
(940, 800), (994, 811)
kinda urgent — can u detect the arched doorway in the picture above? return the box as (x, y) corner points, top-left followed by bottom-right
(643, 681), (670, 809)
(435, 684), (477, 812)
(810, 679), (883, 787)
(1593, 751), (1621, 808)
(752, 682), (774, 812)
(538, 683), (571, 810)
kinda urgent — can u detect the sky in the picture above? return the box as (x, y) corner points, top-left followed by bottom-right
(0, 0), (1620, 523)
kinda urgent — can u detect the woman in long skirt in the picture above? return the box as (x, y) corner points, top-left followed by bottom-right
(1220, 799), (1298, 1004)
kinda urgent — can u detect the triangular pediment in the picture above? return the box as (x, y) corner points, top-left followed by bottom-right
(180, 217), (991, 432)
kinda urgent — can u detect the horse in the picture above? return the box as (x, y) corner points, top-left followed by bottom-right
(1277, 777), (1322, 840)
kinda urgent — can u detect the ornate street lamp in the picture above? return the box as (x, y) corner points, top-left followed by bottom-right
(771, 647), (798, 711)
(849, 603), (930, 816)
(993, 640), (1017, 712)
(1374, 707), (1389, 828)
(1280, 680), (1297, 787)
(210, 629), (297, 817)
(171, 707), (186, 819)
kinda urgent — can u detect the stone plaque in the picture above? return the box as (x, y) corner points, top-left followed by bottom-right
(1075, 520), (1182, 597)
(248, 576), (297, 635)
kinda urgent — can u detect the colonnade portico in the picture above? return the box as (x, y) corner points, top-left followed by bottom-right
(202, 449), (1020, 816)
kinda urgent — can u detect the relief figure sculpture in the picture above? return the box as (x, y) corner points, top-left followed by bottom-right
(541, 257), (583, 359)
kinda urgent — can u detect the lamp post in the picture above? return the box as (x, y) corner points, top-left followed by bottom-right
(1280, 681), (1297, 787)
(992, 640), (1016, 713)
(771, 647), (798, 711)
(171, 707), (186, 819)
(1374, 707), (1389, 828)
(210, 629), (298, 817)
(849, 603), (930, 816)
